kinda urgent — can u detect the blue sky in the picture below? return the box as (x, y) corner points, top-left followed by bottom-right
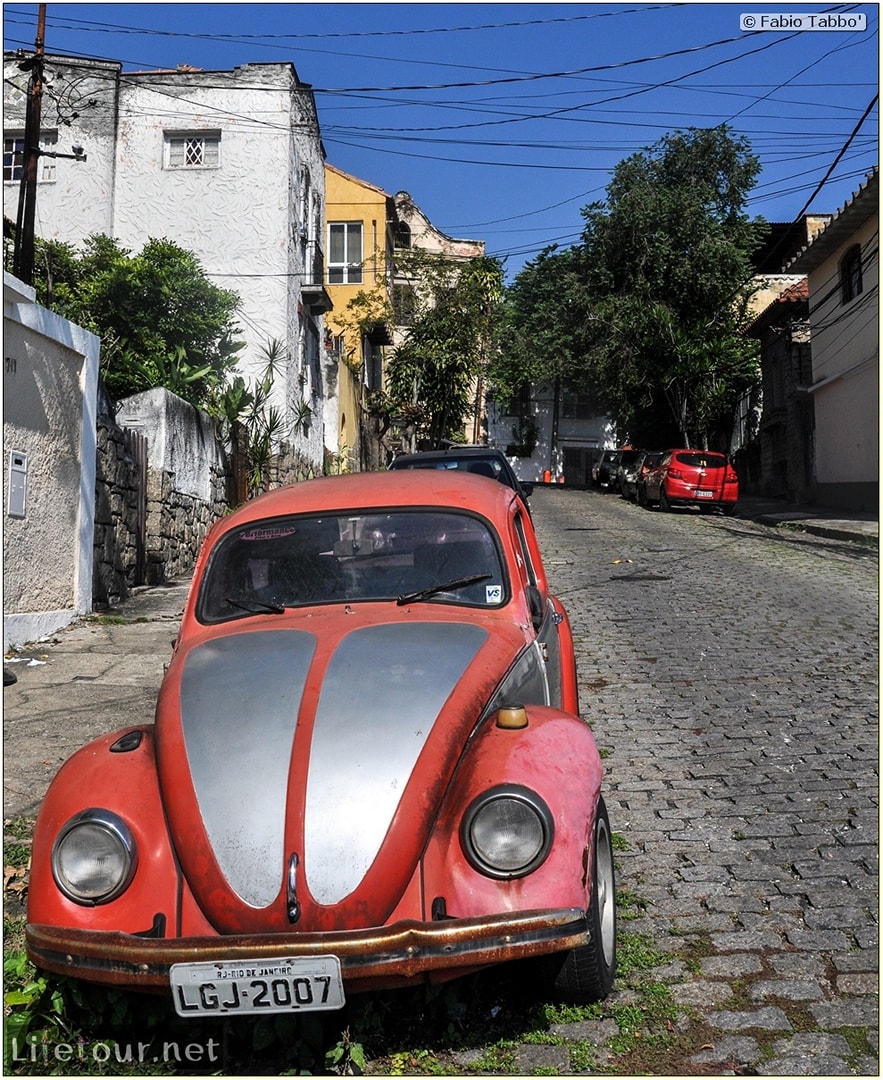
(4, 2), (878, 279)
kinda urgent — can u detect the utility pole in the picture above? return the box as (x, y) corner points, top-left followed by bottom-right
(13, 3), (47, 285)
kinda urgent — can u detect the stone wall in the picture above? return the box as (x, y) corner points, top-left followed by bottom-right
(92, 389), (326, 608)
(93, 387), (234, 607)
(93, 414), (144, 607)
(143, 458), (231, 585)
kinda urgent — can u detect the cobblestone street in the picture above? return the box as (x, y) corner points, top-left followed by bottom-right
(528, 485), (878, 1075)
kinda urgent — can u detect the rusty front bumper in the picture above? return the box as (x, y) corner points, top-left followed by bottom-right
(28, 908), (590, 992)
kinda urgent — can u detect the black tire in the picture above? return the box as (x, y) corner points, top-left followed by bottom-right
(659, 487), (671, 512)
(543, 797), (617, 1003)
(636, 485), (646, 507)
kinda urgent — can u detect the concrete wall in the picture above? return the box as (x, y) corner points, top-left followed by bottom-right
(3, 273), (99, 649)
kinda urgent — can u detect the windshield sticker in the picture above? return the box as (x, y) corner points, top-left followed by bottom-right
(486, 584), (503, 603)
(238, 526), (298, 542)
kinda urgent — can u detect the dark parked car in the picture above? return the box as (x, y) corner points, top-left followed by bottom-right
(633, 451), (664, 505)
(592, 450), (622, 490)
(613, 450), (644, 498)
(389, 446), (533, 507)
(642, 449), (739, 514)
(26, 472), (615, 1015)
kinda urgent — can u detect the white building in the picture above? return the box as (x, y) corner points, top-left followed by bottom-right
(3, 55), (331, 470)
(785, 168), (878, 511)
(487, 381), (614, 487)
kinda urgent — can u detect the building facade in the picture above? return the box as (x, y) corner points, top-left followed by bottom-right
(785, 169), (878, 511)
(323, 164), (396, 472)
(4, 54), (331, 473)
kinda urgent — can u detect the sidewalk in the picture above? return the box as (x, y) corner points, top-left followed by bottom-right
(3, 578), (191, 817)
(734, 494), (878, 544)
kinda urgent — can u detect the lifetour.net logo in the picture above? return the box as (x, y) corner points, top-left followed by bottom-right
(740, 12), (867, 31)
(7, 1035), (221, 1068)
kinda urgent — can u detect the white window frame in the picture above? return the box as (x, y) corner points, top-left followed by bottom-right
(327, 222), (363, 284)
(4, 130), (57, 182)
(164, 131), (221, 170)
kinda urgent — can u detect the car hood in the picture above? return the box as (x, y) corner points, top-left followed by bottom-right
(155, 609), (527, 933)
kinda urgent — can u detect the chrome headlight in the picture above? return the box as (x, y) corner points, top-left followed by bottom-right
(51, 809), (137, 904)
(460, 785), (553, 879)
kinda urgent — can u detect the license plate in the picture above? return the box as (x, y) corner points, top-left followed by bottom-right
(695, 490), (714, 498)
(170, 955), (345, 1016)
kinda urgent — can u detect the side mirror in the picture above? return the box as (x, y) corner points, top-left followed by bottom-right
(521, 482), (534, 497)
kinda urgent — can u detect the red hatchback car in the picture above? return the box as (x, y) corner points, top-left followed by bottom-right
(26, 471), (616, 1017)
(643, 449), (739, 514)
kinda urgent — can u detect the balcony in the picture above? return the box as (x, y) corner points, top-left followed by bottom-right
(301, 241), (333, 314)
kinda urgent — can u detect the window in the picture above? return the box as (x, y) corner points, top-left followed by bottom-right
(3, 135), (24, 181)
(393, 283), (418, 325)
(503, 384), (531, 418)
(840, 244), (863, 303)
(394, 221), (411, 249)
(327, 222), (363, 284)
(165, 132), (220, 169)
(4, 131), (58, 181)
(561, 384), (596, 420)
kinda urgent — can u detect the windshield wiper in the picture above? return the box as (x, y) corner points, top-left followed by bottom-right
(396, 574), (491, 607)
(225, 596), (286, 615)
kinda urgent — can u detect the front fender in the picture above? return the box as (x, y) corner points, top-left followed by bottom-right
(422, 706), (603, 918)
(26, 728), (206, 938)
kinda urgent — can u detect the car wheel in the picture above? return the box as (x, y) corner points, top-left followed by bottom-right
(636, 485), (646, 507)
(659, 488), (671, 512)
(542, 797), (617, 1003)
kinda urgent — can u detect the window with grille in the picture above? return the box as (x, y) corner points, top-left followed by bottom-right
(165, 132), (220, 169)
(840, 244), (863, 304)
(327, 222), (363, 284)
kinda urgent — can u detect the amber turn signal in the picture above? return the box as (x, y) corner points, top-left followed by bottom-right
(496, 705), (528, 729)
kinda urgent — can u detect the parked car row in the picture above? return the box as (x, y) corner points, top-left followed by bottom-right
(593, 446), (739, 515)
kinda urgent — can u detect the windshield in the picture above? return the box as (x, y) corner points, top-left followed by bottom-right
(394, 456), (505, 482)
(198, 509), (507, 623)
(674, 452), (726, 469)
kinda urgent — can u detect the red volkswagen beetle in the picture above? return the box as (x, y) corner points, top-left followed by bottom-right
(643, 449), (739, 514)
(26, 471), (616, 1017)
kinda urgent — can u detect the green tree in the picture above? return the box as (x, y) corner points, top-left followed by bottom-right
(386, 253), (504, 447)
(579, 126), (767, 448)
(33, 234), (244, 408)
(490, 244), (590, 402)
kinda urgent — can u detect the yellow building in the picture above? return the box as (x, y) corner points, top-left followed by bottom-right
(324, 164), (396, 472)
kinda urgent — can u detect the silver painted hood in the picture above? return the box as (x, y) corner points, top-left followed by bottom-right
(177, 621), (489, 914)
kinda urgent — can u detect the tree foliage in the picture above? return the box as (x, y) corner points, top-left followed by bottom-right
(491, 245), (590, 402)
(385, 253), (504, 448)
(500, 126), (769, 449)
(32, 234), (244, 408)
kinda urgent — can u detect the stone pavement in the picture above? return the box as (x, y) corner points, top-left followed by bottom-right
(526, 486), (878, 1076)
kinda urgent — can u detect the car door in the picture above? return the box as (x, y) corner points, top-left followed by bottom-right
(512, 511), (565, 707)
